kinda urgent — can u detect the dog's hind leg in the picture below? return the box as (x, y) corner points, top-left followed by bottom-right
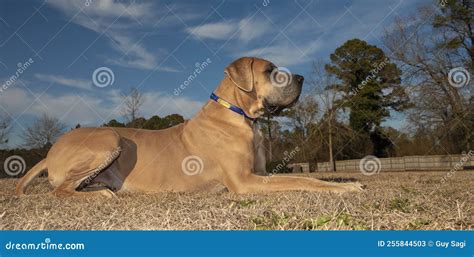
(46, 128), (123, 197)
(49, 146), (122, 198)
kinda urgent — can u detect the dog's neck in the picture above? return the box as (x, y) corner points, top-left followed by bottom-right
(213, 77), (262, 119)
(194, 78), (260, 130)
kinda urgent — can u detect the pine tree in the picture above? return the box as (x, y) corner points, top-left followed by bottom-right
(325, 39), (411, 156)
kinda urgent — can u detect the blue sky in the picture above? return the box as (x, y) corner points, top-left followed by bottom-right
(0, 0), (431, 147)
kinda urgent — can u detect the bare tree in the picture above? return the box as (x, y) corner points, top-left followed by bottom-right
(283, 95), (319, 162)
(121, 87), (145, 124)
(21, 114), (67, 149)
(383, 2), (472, 153)
(258, 114), (281, 162)
(0, 113), (11, 146)
(310, 60), (343, 171)
(284, 95), (319, 137)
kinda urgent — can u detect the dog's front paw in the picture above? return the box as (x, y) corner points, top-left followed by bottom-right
(342, 182), (366, 192)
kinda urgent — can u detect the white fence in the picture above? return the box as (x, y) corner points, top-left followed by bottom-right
(288, 153), (474, 173)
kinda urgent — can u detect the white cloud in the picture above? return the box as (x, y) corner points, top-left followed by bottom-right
(140, 92), (203, 118)
(0, 87), (32, 115)
(240, 41), (322, 67)
(238, 17), (271, 42)
(46, 0), (153, 23)
(46, 0), (183, 71)
(186, 17), (271, 42)
(34, 74), (92, 90)
(104, 32), (160, 71)
(85, 0), (153, 19)
(186, 20), (235, 40)
(0, 87), (203, 128)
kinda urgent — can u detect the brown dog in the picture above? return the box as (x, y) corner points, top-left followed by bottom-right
(16, 57), (363, 197)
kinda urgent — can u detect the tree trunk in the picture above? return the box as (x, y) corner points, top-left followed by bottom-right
(328, 114), (336, 172)
(266, 115), (273, 162)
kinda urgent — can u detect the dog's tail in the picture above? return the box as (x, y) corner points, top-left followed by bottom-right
(15, 159), (47, 196)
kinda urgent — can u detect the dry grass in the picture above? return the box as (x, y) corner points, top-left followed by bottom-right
(0, 171), (472, 230)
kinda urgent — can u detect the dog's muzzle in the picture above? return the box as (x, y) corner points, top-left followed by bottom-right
(264, 74), (304, 115)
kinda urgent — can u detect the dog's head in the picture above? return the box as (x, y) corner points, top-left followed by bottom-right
(222, 57), (304, 117)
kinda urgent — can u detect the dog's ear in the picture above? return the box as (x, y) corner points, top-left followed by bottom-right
(225, 57), (254, 92)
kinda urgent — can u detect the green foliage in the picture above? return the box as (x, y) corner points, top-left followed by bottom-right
(234, 199), (257, 208)
(408, 219), (431, 229)
(336, 212), (352, 226)
(326, 39), (409, 131)
(432, 0), (473, 73)
(389, 198), (410, 213)
(142, 114), (185, 130)
(302, 213), (369, 230)
(251, 211), (291, 230)
(143, 115), (163, 130)
(325, 39), (411, 156)
(434, 0), (473, 50)
(103, 119), (125, 128)
(103, 114), (185, 130)
(302, 215), (332, 229)
(126, 117), (147, 128)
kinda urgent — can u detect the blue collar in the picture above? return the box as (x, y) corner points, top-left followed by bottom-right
(210, 93), (256, 122)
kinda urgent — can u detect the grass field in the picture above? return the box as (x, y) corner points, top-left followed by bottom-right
(0, 171), (472, 230)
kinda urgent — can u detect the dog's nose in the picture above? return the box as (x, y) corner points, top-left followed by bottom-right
(295, 75), (304, 84)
